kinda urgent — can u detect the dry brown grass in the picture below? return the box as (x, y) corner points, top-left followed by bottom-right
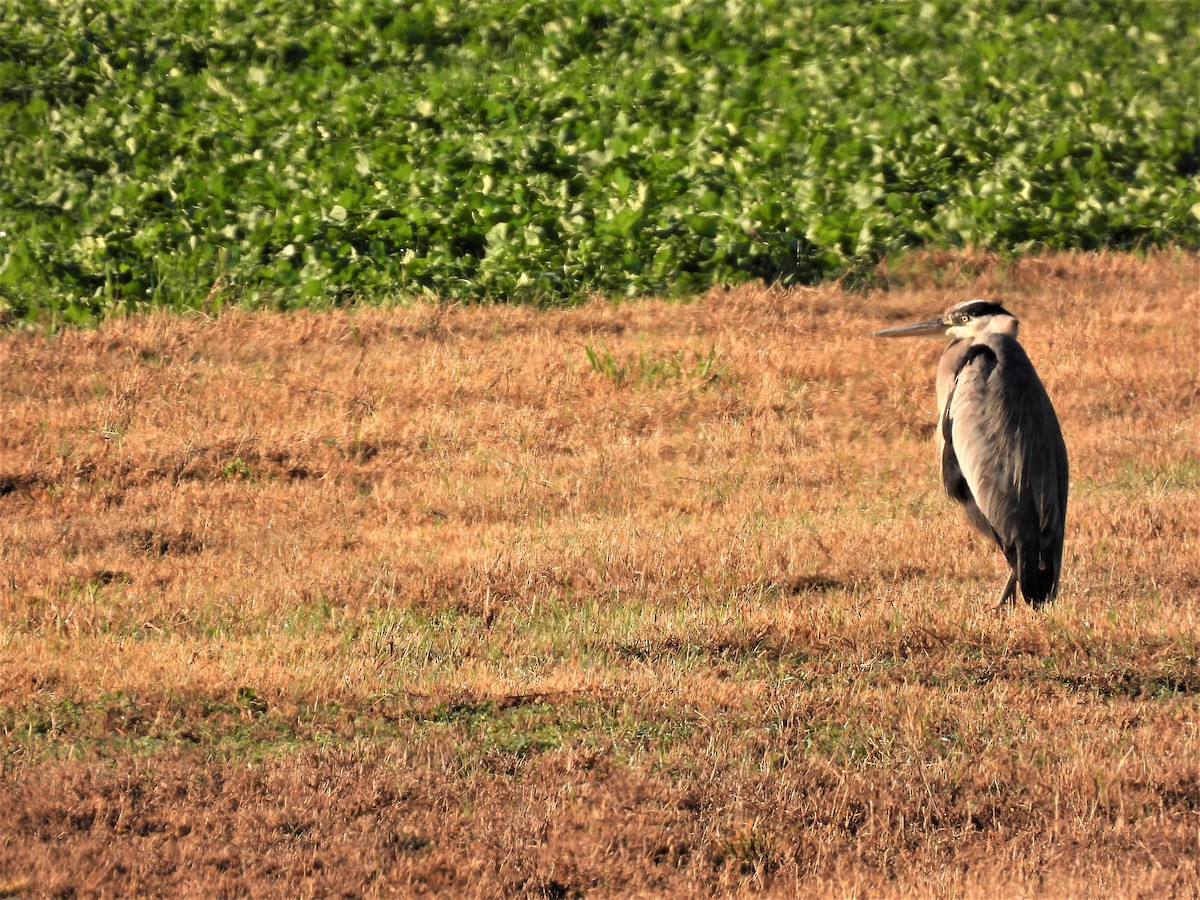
(1, 250), (1199, 897)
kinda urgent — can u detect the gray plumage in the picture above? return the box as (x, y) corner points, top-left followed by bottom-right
(875, 300), (1068, 607)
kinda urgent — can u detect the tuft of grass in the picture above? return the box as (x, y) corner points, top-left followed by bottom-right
(584, 341), (726, 389)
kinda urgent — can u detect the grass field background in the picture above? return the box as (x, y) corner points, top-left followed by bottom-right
(3, 0), (1199, 321)
(1, 251), (1198, 895)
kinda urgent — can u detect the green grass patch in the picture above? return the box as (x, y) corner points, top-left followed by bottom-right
(584, 341), (725, 389)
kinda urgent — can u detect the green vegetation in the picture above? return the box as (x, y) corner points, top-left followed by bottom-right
(2, 0), (1199, 322)
(584, 341), (723, 388)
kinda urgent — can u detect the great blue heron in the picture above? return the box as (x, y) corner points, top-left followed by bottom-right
(874, 299), (1068, 607)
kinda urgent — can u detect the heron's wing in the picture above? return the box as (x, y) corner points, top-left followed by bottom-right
(944, 337), (1068, 567)
(940, 346), (1005, 547)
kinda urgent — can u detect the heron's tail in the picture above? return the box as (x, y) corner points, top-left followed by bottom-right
(1017, 545), (1060, 607)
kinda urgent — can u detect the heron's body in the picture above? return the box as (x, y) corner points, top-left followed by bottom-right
(876, 300), (1068, 607)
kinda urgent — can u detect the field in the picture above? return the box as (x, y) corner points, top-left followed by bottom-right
(0, 251), (1197, 895)
(3, 1), (1200, 321)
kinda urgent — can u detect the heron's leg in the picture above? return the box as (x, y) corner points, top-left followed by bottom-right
(995, 570), (1018, 608)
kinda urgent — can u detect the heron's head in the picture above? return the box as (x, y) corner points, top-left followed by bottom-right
(872, 299), (1019, 341)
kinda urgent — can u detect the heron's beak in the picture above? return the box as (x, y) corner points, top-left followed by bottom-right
(872, 317), (947, 338)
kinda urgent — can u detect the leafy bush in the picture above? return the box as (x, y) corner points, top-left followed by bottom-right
(2, 0), (1198, 322)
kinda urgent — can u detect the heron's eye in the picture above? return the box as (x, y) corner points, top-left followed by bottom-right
(958, 314), (970, 324)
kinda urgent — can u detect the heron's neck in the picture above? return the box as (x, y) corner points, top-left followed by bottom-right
(988, 315), (1019, 338)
